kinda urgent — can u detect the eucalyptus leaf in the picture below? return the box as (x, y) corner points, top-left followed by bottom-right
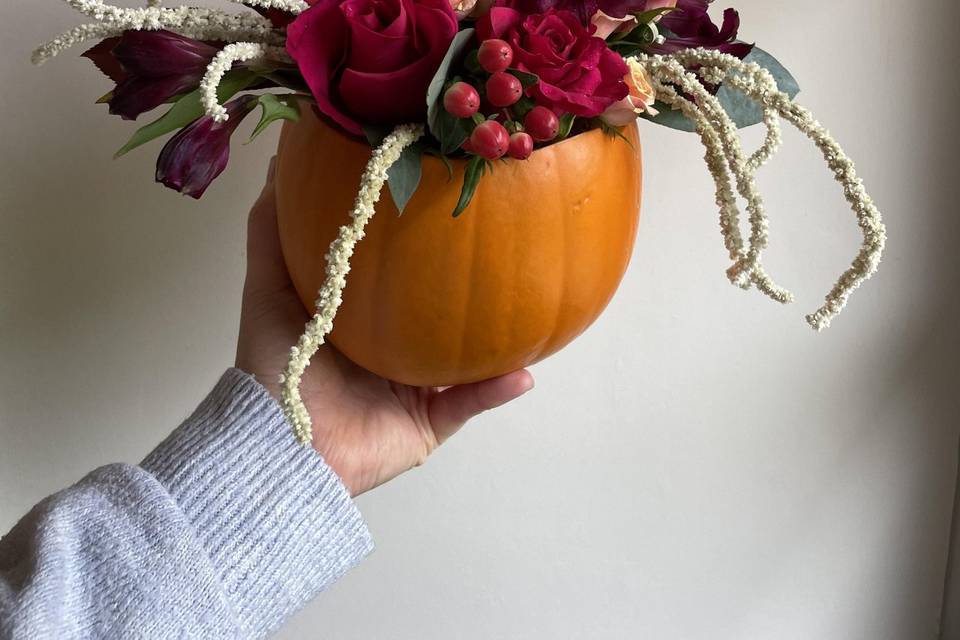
(644, 47), (800, 132)
(114, 69), (259, 157)
(387, 143), (423, 215)
(247, 94), (302, 143)
(427, 28), (476, 140)
(718, 47), (800, 128)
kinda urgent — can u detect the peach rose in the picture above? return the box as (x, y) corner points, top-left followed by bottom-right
(600, 61), (659, 126)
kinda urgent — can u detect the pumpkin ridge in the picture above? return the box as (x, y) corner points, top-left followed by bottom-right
(453, 194), (478, 379)
(276, 112), (642, 387)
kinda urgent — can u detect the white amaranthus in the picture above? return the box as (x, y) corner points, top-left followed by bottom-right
(280, 123), (425, 445)
(631, 49), (886, 331)
(229, 0), (308, 12)
(32, 0), (281, 65)
(200, 42), (268, 121)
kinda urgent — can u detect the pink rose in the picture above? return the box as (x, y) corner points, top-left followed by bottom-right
(287, 0), (458, 135)
(478, 7), (628, 117)
(590, 10), (636, 39)
(590, 0), (677, 39)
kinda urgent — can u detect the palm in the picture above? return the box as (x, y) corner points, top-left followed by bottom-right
(298, 345), (442, 495)
(235, 168), (532, 496)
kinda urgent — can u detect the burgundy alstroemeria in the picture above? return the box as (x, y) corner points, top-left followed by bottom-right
(83, 30), (220, 121)
(653, 0), (753, 58)
(155, 95), (258, 199)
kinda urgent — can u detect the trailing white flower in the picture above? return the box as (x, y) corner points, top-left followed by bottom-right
(229, 0), (308, 13)
(630, 49), (886, 330)
(281, 124), (425, 445)
(200, 42), (267, 122)
(32, 0), (281, 65)
(32, 22), (121, 65)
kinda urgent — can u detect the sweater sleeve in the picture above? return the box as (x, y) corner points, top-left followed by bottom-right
(0, 369), (373, 639)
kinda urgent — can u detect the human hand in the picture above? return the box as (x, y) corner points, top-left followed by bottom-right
(235, 161), (535, 496)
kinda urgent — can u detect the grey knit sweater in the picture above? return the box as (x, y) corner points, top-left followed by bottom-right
(0, 369), (373, 639)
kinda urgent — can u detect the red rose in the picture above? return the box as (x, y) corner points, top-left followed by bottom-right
(287, 0), (458, 135)
(478, 7), (628, 117)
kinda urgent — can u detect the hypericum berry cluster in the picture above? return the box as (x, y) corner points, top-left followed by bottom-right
(441, 38), (562, 162)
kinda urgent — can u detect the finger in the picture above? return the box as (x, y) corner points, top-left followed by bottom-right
(428, 370), (534, 444)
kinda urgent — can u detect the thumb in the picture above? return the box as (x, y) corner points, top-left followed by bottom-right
(428, 370), (534, 444)
(244, 157), (290, 295)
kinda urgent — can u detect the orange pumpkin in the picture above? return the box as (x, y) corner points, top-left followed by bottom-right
(275, 110), (642, 387)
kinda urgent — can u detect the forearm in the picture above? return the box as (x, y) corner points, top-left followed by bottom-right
(0, 369), (372, 639)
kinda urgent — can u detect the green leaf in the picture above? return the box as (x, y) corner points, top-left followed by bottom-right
(599, 120), (637, 151)
(114, 69), (259, 158)
(434, 110), (469, 155)
(507, 68), (539, 89)
(644, 47), (800, 133)
(260, 69), (311, 93)
(464, 49), (482, 75)
(452, 154), (484, 218)
(247, 94), (302, 143)
(427, 28), (476, 141)
(387, 142), (423, 215)
(361, 124), (393, 148)
(557, 113), (576, 139)
(512, 96), (536, 120)
(632, 7), (676, 26)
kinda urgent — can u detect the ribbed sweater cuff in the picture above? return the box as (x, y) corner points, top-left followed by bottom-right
(141, 368), (373, 636)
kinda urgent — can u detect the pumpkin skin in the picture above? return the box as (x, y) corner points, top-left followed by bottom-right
(275, 110), (642, 387)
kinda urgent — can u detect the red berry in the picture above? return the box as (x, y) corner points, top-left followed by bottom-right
(443, 82), (480, 118)
(477, 39), (513, 73)
(469, 120), (510, 160)
(523, 106), (560, 142)
(507, 132), (534, 160)
(485, 72), (523, 108)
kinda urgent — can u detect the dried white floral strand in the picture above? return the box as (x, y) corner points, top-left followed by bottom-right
(229, 0), (308, 13)
(639, 54), (791, 301)
(31, 22), (121, 65)
(633, 50), (885, 330)
(280, 123), (425, 444)
(32, 0), (280, 65)
(201, 42), (267, 122)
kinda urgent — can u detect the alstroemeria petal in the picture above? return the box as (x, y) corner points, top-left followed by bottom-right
(111, 30), (219, 77)
(93, 30), (220, 121)
(655, 0), (753, 59)
(155, 95), (257, 199)
(110, 75), (208, 121)
(82, 38), (125, 83)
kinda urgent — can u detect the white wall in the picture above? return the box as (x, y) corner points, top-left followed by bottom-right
(2, 2), (959, 638)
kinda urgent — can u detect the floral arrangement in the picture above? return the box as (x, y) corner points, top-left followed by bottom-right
(35, 0), (886, 443)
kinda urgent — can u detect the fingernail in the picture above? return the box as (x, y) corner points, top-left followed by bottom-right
(519, 371), (535, 394)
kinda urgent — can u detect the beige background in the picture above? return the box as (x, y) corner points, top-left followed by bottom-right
(3, 1), (960, 638)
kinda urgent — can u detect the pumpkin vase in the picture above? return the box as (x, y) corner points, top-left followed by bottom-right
(275, 110), (642, 388)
